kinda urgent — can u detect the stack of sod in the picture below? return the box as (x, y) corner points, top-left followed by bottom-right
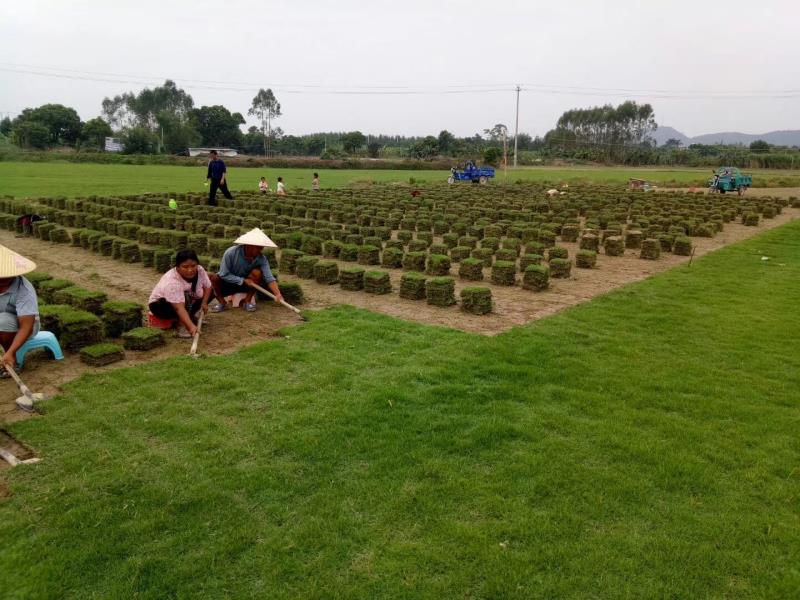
(381, 247), (404, 269)
(525, 241), (546, 256)
(502, 238), (522, 256)
(743, 213), (759, 226)
(122, 327), (165, 351)
(34, 222), (57, 240)
(102, 301), (144, 337)
(339, 244), (359, 262)
(60, 309), (105, 350)
(38, 305), (71, 337)
(25, 271), (53, 291)
(458, 258), (484, 281)
(673, 236), (693, 256)
(460, 287), (492, 315)
(300, 235), (323, 256)
(549, 258), (572, 278)
(575, 250), (597, 268)
(279, 249), (305, 274)
(98, 236), (115, 256)
(295, 256), (319, 279)
(604, 236), (625, 257)
(53, 286), (108, 314)
(364, 270), (392, 295)
(384, 239), (404, 251)
(640, 239), (661, 260)
(579, 234), (599, 252)
(547, 246), (568, 261)
(154, 250), (173, 273)
(48, 227), (71, 244)
(494, 249), (516, 263)
(111, 238), (127, 260)
(397, 230), (413, 244)
(188, 234), (209, 253)
(408, 239), (429, 252)
(523, 264), (550, 291)
(119, 242), (141, 263)
(429, 243), (450, 256)
(458, 236), (478, 249)
(441, 233), (459, 248)
(313, 260), (339, 285)
(470, 247), (494, 267)
(425, 277), (456, 307)
(140, 248), (155, 268)
(39, 279), (76, 303)
(519, 254), (543, 271)
(538, 230), (557, 248)
(79, 343), (125, 367)
(426, 254), (451, 276)
(399, 272), (426, 300)
(560, 225), (580, 242)
(363, 236), (384, 248)
(491, 261), (517, 286)
(346, 234), (364, 246)
(322, 240), (342, 259)
(340, 267), (365, 291)
(658, 235), (674, 252)
(694, 223), (715, 238)
(357, 245), (381, 266)
(279, 282), (304, 305)
(449, 246), (472, 263)
(402, 251), (427, 271)
(481, 237), (501, 252)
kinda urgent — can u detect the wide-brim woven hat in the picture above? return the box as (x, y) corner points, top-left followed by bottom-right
(0, 245), (36, 277)
(234, 228), (278, 248)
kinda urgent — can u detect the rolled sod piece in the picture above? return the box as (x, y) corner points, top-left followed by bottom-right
(407, 239), (429, 253)
(313, 260), (339, 285)
(53, 286), (108, 314)
(519, 254), (543, 271)
(60, 309), (105, 350)
(340, 266), (365, 291)
(579, 234), (599, 252)
(25, 271), (53, 291)
(449, 246), (472, 263)
(322, 240), (342, 259)
(459, 257), (484, 281)
(122, 327), (165, 351)
(279, 282), (304, 305)
(357, 245), (381, 266)
(575, 249), (597, 268)
(339, 244), (359, 262)
(381, 247), (404, 269)
(547, 246), (569, 261)
(399, 272), (427, 300)
(491, 260), (517, 286)
(640, 239), (661, 260)
(460, 287), (492, 315)
(102, 300), (144, 338)
(364, 270), (392, 295)
(295, 256), (319, 279)
(604, 236), (625, 257)
(39, 279), (76, 304)
(426, 254), (451, 276)
(673, 236), (693, 256)
(80, 342), (125, 367)
(402, 251), (427, 272)
(470, 247), (493, 267)
(279, 249), (305, 274)
(425, 276), (456, 307)
(523, 264), (550, 291)
(549, 258), (572, 279)
(560, 224), (579, 242)
(154, 249), (173, 273)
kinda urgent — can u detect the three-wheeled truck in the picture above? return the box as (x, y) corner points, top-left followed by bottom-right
(709, 167), (752, 195)
(448, 161), (495, 184)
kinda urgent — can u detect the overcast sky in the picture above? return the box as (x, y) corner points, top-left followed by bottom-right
(1, 0), (798, 138)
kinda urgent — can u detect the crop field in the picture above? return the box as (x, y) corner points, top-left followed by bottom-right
(2, 160), (800, 198)
(1, 179), (799, 597)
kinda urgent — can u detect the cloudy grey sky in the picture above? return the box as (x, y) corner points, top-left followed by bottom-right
(2, 0), (798, 138)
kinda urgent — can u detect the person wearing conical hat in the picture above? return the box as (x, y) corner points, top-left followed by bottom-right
(0, 245), (40, 376)
(209, 228), (283, 313)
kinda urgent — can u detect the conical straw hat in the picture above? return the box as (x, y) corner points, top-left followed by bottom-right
(234, 228), (277, 248)
(0, 245), (36, 277)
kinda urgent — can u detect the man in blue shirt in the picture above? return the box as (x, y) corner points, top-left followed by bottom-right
(206, 150), (233, 206)
(209, 228), (284, 313)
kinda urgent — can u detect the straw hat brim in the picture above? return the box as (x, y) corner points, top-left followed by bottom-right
(0, 245), (36, 278)
(234, 228), (278, 248)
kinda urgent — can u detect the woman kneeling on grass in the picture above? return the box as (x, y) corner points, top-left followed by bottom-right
(0, 245), (40, 377)
(148, 249), (213, 338)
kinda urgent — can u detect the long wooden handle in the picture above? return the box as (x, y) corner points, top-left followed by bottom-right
(0, 345), (36, 402)
(190, 313), (204, 356)
(251, 283), (303, 316)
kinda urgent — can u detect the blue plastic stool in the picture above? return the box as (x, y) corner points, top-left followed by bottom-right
(15, 331), (65, 368)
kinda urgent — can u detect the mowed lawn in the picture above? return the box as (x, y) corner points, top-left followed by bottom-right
(3, 161), (798, 197)
(1, 219), (799, 596)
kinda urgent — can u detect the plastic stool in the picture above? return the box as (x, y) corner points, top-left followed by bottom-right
(16, 331), (65, 368)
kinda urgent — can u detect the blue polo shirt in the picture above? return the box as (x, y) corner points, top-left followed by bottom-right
(218, 245), (276, 286)
(207, 159), (227, 180)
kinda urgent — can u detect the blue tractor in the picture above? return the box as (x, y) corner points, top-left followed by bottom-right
(448, 161), (495, 184)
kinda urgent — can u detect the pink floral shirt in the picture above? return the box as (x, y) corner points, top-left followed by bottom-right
(148, 266), (212, 305)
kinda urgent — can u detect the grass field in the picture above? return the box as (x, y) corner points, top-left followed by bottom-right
(1, 214), (798, 596)
(2, 161), (799, 198)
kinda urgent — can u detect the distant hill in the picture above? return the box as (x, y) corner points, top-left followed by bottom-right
(652, 127), (800, 147)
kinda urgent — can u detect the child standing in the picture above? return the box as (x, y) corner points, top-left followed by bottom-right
(312, 172), (320, 191)
(259, 177), (269, 194)
(276, 177), (286, 196)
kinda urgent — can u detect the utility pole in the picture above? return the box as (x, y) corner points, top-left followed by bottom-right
(513, 85), (521, 168)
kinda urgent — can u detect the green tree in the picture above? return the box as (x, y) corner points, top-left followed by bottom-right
(248, 89), (281, 155)
(437, 130), (456, 155)
(749, 139), (770, 153)
(409, 136), (439, 160)
(102, 80), (194, 142)
(189, 105), (245, 148)
(341, 131), (366, 155)
(121, 127), (158, 154)
(483, 146), (503, 166)
(12, 104), (82, 145)
(367, 141), (381, 158)
(156, 112), (201, 154)
(11, 121), (51, 149)
(80, 117), (113, 151)
(0, 117), (11, 136)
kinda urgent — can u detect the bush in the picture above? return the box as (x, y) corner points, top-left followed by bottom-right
(102, 300), (144, 337)
(460, 287), (492, 315)
(340, 266), (365, 291)
(575, 250), (597, 268)
(399, 272), (427, 300)
(426, 254), (451, 276)
(491, 261), (517, 286)
(522, 264), (549, 291)
(549, 258), (572, 278)
(80, 343), (125, 366)
(364, 270), (392, 294)
(425, 277), (456, 307)
(459, 257), (484, 281)
(640, 239), (661, 260)
(122, 327), (165, 351)
(295, 256), (319, 279)
(313, 260), (339, 285)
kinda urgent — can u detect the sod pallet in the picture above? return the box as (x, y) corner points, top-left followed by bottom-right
(458, 257), (484, 281)
(122, 327), (165, 351)
(575, 250), (597, 269)
(491, 261), (517, 286)
(340, 267), (365, 291)
(519, 254), (543, 271)
(364, 271), (392, 295)
(579, 234), (599, 252)
(357, 245), (381, 266)
(640, 239), (661, 260)
(426, 254), (451, 276)
(279, 249), (305, 274)
(313, 260), (339, 285)
(425, 277), (456, 307)
(673, 236), (693, 256)
(381, 247), (404, 269)
(402, 251), (427, 272)
(60, 309), (105, 350)
(460, 287), (492, 315)
(295, 256), (319, 279)
(39, 279), (76, 304)
(549, 258), (572, 279)
(604, 236), (625, 257)
(523, 264), (550, 291)
(52, 286), (109, 314)
(279, 282), (305, 305)
(80, 343), (125, 367)
(399, 272), (426, 300)
(102, 301), (144, 337)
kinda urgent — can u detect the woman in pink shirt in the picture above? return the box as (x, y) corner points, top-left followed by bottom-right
(148, 250), (213, 338)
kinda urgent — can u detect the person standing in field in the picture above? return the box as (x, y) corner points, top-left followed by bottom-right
(276, 177), (286, 196)
(311, 172), (320, 191)
(206, 150), (233, 206)
(259, 176), (269, 194)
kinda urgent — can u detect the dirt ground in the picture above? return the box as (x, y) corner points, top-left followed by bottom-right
(1, 191), (798, 465)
